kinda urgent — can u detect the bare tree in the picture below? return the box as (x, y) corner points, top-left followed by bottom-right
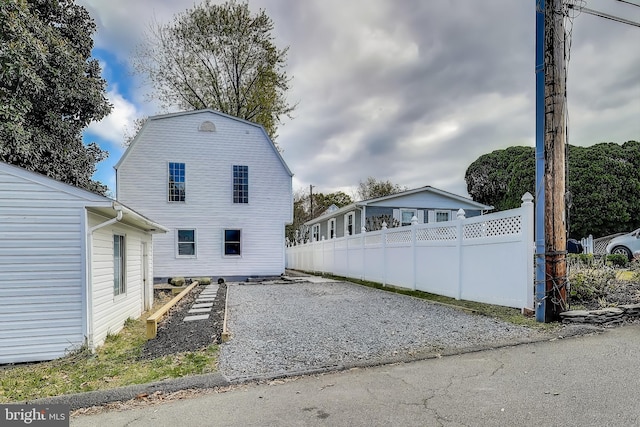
(133, 0), (294, 140)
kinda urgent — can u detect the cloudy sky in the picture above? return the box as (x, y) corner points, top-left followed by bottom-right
(78, 0), (640, 198)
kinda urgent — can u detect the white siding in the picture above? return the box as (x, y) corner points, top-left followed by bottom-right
(117, 111), (293, 278)
(89, 213), (151, 348)
(0, 170), (86, 364)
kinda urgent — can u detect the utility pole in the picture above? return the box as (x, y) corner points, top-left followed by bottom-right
(309, 184), (314, 219)
(543, 0), (568, 321)
(534, 0), (546, 323)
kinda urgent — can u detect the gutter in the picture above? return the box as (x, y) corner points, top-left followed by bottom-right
(85, 203), (123, 350)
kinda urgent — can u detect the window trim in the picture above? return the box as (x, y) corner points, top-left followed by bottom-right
(113, 234), (126, 297)
(435, 210), (451, 222)
(400, 208), (418, 226)
(232, 165), (249, 204)
(223, 228), (242, 257)
(168, 162), (186, 203)
(311, 224), (320, 242)
(344, 212), (355, 236)
(176, 229), (197, 258)
(328, 218), (336, 239)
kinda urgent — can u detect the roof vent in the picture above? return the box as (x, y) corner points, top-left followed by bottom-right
(199, 121), (216, 132)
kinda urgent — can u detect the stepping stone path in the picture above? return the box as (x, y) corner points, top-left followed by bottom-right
(183, 284), (219, 322)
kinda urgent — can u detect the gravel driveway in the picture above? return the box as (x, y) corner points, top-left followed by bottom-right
(218, 278), (548, 381)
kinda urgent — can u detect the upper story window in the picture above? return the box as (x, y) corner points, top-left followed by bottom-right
(168, 162), (186, 202)
(233, 165), (248, 204)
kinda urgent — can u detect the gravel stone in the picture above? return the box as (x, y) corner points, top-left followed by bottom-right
(140, 284), (226, 360)
(218, 280), (546, 380)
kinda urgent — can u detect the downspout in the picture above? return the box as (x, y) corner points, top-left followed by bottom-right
(85, 204), (123, 350)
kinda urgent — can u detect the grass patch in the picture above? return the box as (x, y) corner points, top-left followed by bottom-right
(309, 272), (554, 329)
(0, 302), (218, 403)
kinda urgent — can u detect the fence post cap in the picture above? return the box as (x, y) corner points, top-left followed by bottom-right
(382, 221), (388, 230)
(456, 209), (466, 220)
(411, 215), (418, 225)
(521, 192), (534, 204)
(361, 226), (367, 233)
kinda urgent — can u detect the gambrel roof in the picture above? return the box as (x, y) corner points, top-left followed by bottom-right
(114, 109), (293, 177)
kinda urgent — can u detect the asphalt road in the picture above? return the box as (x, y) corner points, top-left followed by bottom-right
(71, 323), (640, 427)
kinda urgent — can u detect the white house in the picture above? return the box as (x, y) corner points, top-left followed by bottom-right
(303, 186), (493, 242)
(115, 109), (293, 281)
(0, 161), (167, 364)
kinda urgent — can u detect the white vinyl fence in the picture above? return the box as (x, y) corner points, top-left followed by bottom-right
(287, 193), (534, 310)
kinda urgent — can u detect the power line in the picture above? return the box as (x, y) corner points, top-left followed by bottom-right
(567, 3), (640, 27)
(615, 0), (640, 9)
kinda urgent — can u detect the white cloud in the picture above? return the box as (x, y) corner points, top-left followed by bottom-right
(78, 0), (640, 199)
(85, 87), (140, 146)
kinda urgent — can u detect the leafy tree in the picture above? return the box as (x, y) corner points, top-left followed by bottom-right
(357, 177), (407, 201)
(0, 0), (112, 194)
(312, 191), (353, 216)
(465, 141), (640, 238)
(133, 0), (293, 140)
(465, 146), (535, 211)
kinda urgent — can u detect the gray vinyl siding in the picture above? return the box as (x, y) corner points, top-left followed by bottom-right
(116, 111), (293, 278)
(0, 169), (86, 364)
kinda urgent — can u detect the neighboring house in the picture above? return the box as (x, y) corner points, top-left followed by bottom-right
(0, 161), (167, 364)
(304, 186), (493, 241)
(115, 109), (293, 281)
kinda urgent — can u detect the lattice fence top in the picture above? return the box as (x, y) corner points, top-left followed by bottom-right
(463, 215), (522, 239)
(386, 230), (411, 244)
(416, 226), (457, 241)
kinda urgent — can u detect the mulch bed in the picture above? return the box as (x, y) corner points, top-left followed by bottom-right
(139, 283), (226, 360)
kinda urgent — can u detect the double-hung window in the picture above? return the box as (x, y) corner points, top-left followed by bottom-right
(177, 229), (196, 257)
(312, 224), (320, 242)
(113, 234), (126, 296)
(224, 229), (241, 256)
(328, 219), (336, 239)
(168, 162), (186, 202)
(345, 212), (354, 236)
(435, 210), (451, 222)
(400, 209), (418, 226)
(233, 165), (248, 204)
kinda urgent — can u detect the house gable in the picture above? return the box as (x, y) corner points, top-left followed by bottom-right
(115, 109), (294, 278)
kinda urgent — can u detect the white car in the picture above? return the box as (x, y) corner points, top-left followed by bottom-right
(606, 228), (640, 261)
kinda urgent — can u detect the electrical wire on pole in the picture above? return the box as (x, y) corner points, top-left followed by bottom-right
(567, 3), (640, 27)
(614, 0), (640, 9)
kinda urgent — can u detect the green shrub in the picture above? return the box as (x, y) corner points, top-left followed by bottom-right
(191, 277), (212, 285)
(170, 277), (186, 286)
(568, 269), (616, 304)
(606, 254), (629, 268)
